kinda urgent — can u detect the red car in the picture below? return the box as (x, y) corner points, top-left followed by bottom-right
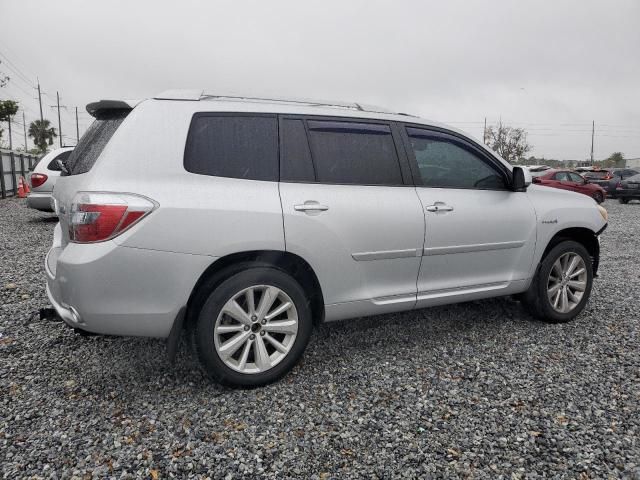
(531, 169), (606, 203)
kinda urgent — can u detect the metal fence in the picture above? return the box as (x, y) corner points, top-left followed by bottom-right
(0, 149), (40, 199)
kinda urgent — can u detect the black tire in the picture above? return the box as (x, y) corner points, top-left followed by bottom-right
(521, 240), (593, 323)
(593, 192), (604, 204)
(619, 197), (629, 204)
(194, 267), (312, 387)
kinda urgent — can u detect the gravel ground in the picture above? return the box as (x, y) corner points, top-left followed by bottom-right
(1, 197), (639, 479)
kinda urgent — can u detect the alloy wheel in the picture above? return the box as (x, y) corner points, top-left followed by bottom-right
(546, 252), (587, 314)
(213, 285), (299, 374)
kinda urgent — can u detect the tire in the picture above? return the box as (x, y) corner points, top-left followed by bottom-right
(593, 192), (604, 204)
(619, 197), (629, 204)
(194, 267), (312, 387)
(522, 240), (593, 323)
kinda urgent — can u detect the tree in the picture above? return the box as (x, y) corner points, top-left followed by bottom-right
(602, 152), (624, 168)
(485, 121), (532, 163)
(0, 100), (19, 144)
(28, 119), (57, 153)
(0, 60), (8, 88)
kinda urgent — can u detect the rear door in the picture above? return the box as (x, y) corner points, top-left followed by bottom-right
(401, 126), (536, 302)
(278, 116), (425, 320)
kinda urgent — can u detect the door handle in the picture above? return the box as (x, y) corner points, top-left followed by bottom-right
(294, 201), (329, 212)
(425, 203), (454, 213)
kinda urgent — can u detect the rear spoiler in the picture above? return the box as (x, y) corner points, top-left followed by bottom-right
(86, 99), (141, 118)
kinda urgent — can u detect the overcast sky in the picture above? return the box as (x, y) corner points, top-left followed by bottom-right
(1, 0), (639, 160)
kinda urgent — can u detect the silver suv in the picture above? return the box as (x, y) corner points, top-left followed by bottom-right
(47, 91), (608, 386)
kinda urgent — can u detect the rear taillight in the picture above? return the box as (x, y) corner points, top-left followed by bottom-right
(30, 173), (48, 188)
(68, 192), (156, 243)
(616, 182), (623, 190)
(604, 175), (612, 180)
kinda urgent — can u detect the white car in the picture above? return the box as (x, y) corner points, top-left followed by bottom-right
(47, 91), (608, 386)
(27, 147), (74, 211)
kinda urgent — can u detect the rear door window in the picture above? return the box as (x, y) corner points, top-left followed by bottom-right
(305, 120), (402, 185)
(280, 118), (315, 182)
(184, 114), (278, 181)
(63, 109), (129, 175)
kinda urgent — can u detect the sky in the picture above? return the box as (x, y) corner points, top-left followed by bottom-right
(0, 0), (639, 160)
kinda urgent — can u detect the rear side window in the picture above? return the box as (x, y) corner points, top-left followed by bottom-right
(63, 109), (129, 175)
(184, 114), (278, 181)
(306, 120), (402, 185)
(46, 150), (71, 171)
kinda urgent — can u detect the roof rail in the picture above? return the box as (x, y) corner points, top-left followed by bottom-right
(200, 93), (395, 114)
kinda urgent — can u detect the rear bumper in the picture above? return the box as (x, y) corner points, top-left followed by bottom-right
(27, 192), (54, 211)
(45, 224), (214, 338)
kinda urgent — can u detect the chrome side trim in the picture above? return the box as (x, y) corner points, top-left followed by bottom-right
(423, 240), (524, 256)
(352, 248), (419, 261)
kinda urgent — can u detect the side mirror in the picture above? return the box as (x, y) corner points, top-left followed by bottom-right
(532, 176), (541, 184)
(511, 167), (530, 191)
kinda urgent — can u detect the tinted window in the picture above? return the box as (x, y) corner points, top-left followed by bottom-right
(554, 172), (570, 181)
(583, 171), (609, 179)
(569, 172), (584, 183)
(306, 120), (402, 185)
(407, 128), (505, 189)
(184, 115), (278, 181)
(280, 119), (315, 182)
(63, 109), (129, 176)
(46, 150), (71, 171)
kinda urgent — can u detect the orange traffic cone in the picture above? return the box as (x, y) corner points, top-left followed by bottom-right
(23, 176), (31, 194)
(17, 177), (26, 198)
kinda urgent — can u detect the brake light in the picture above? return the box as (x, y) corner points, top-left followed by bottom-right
(604, 174), (612, 180)
(616, 182), (623, 190)
(68, 192), (156, 243)
(30, 173), (48, 188)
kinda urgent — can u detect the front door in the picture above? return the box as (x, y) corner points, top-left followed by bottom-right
(401, 126), (537, 306)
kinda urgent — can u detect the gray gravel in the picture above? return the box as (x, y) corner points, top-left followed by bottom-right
(1, 197), (639, 479)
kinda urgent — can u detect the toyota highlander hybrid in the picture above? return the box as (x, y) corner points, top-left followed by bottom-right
(46, 90), (608, 386)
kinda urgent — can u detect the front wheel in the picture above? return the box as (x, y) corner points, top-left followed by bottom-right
(619, 197), (629, 204)
(522, 240), (593, 323)
(194, 267), (312, 387)
(593, 192), (604, 204)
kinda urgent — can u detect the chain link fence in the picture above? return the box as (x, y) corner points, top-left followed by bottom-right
(0, 149), (40, 199)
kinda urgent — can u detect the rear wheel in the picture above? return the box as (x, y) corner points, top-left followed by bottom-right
(593, 192), (604, 204)
(522, 240), (593, 323)
(194, 267), (312, 387)
(619, 197), (629, 204)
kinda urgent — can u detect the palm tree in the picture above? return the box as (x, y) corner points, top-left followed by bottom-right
(28, 119), (57, 153)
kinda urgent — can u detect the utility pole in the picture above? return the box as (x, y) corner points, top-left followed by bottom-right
(75, 106), (79, 143)
(22, 111), (28, 151)
(590, 120), (595, 165)
(483, 117), (487, 145)
(7, 115), (12, 150)
(37, 78), (44, 122)
(56, 91), (62, 148)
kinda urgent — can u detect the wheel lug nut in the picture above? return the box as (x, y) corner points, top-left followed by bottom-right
(244, 325), (250, 331)
(250, 334), (256, 340)
(260, 331), (265, 336)
(251, 315), (257, 321)
(261, 319), (267, 325)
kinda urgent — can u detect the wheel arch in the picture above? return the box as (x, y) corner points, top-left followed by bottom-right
(185, 250), (325, 333)
(541, 227), (601, 276)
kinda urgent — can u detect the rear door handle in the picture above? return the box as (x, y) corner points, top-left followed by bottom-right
(425, 203), (454, 213)
(294, 201), (329, 212)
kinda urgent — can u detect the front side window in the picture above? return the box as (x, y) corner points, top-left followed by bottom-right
(406, 128), (505, 189)
(306, 120), (402, 185)
(554, 172), (570, 181)
(184, 115), (278, 181)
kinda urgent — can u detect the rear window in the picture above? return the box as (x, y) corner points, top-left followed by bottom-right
(63, 109), (129, 175)
(184, 114), (278, 181)
(306, 120), (402, 185)
(583, 171), (610, 179)
(46, 150), (71, 171)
